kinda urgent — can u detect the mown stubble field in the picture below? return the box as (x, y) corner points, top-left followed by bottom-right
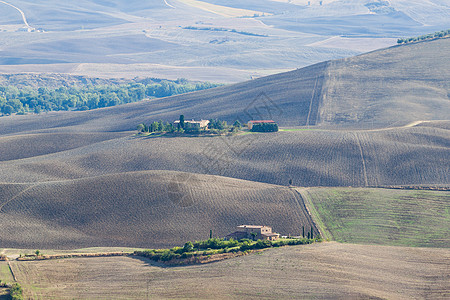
(8, 242), (450, 300)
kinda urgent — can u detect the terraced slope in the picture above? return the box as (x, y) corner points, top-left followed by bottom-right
(10, 243), (450, 299)
(0, 171), (318, 249)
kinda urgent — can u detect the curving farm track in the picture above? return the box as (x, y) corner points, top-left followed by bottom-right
(0, 0), (33, 29)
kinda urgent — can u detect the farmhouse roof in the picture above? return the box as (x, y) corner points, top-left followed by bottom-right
(249, 120), (275, 123)
(174, 119), (209, 124)
(262, 233), (280, 237)
(237, 225), (265, 229)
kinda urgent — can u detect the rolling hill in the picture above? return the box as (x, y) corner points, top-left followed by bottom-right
(0, 38), (448, 135)
(0, 38), (448, 249)
(1, 0), (449, 82)
(0, 171), (318, 249)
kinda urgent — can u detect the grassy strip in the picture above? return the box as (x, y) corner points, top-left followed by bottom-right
(304, 188), (450, 247)
(297, 189), (333, 241)
(0, 269), (23, 300)
(9, 238), (323, 267)
(16, 252), (131, 261)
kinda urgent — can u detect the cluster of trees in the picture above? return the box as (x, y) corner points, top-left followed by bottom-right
(250, 122), (279, 132)
(0, 79), (221, 116)
(138, 115), (242, 135)
(397, 29), (450, 44)
(137, 120), (177, 133)
(183, 26), (268, 37)
(134, 236), (322, 262)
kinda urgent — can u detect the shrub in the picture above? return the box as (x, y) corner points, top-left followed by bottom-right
(255, 239), (272, 249)
(251, 122), (279, 132)
(10, 283), (23, 300)
(183, 242), (194, 253)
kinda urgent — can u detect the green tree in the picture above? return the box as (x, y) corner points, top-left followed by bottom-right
(158, 120), (164, 131)
(183, 241), (194, 253)
(1, 104), (14, 115)
(137, 124), (146, 133)
(179, 115), (185, 129)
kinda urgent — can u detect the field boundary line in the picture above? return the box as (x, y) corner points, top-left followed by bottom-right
(294, 188), (333, 240)
(305, 76), (318, 127)
(353, 133), (369, 187)
(0, 185), (37, 212)
(7, 261), (16, 282)
(290, 188), (322, 237)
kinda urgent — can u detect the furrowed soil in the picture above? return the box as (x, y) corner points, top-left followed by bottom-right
(0, 124), (448, 248)
(0, 171), (318, 249)
(301, 187), (450, 247)
(9, 243), (450, 300)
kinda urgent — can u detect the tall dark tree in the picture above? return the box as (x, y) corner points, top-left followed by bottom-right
(180, 115), (185, 129)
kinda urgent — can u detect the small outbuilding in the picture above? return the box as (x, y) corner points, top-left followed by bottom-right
(247, 120), (275, 130)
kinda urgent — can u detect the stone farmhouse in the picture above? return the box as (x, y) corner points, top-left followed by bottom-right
(174, 119), (210, 129)
(226, 225), (280, 241)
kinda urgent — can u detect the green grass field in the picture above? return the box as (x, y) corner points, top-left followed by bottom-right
(0, 261), (14, 299)
(301, 187), (450, 247)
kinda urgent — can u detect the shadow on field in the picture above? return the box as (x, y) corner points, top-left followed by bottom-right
(0, 293), (10, 300)
(129, 255), (175, 269)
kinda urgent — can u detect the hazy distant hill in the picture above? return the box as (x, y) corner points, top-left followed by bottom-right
(1, 0), (448, 82)
(0, 38), (448, 133)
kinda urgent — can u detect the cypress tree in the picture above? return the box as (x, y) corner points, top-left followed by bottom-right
(180, 115), (185, 128)
(302, 226), (305, 238)
(310, 227), (314, 239)
(210, 229), (212, 239)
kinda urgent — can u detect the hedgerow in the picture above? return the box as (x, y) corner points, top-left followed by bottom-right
(397, 29), (450, 44)
(134, 237), (321, 262)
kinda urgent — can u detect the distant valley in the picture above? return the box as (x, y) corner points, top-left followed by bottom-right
(1, 0), (449, 82)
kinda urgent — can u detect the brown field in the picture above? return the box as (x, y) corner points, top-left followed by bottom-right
(0, 124), (448, 249)
(0, 123), (447, 187)
(0, 39), (448, 135)
(8, 242), (450, 299)
(0, 171), (317, 249)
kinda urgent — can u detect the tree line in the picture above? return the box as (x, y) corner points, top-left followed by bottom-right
(138, 115), (242, 135)
(0, 79), (222, 116)
(134, 236), (322, 262)
(397, 29), (450, 44)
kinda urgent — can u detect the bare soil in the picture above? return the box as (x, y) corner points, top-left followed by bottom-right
(9, 242), (450, 299)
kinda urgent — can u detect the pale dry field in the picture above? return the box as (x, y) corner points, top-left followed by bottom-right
(0, 39), (448, 135)
(9, 242), (450, 299)
(175, 0), (270, 17)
